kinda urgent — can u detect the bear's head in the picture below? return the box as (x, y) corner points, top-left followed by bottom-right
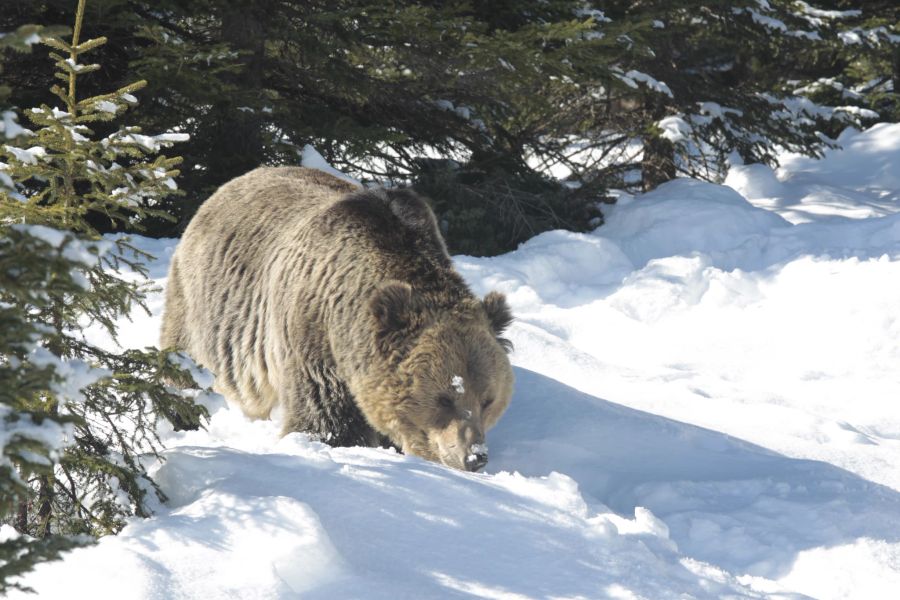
(363, 281), (514, 472)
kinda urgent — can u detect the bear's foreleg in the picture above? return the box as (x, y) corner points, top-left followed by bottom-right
(281, 364), (381, 448)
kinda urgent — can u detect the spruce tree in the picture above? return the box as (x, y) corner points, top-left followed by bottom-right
(576, 1), (882, 190)
(2, 0), (633, 254)
(789, 1), (900, 124)
(0, 1), (210, 590)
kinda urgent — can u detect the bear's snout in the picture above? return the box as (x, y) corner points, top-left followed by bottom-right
(464, 446), (488, 472)
(429, 422), (489, 471)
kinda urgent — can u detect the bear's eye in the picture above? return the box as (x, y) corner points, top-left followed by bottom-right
(483, 397), (494, 409)
(438, 394), (455, 409)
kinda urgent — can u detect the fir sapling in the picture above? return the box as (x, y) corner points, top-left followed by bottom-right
(0, 0), (212, 590)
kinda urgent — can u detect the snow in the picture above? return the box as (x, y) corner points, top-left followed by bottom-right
(28, 347), (112, 405)
(1, 110), (30, 139)
(622, 70), (673, 98)
(0, 404), (74, 473)
(114, 131), (190, 152)
(574, 7), (610, 23)
(11, 123), (900, 598)
(794, 1), (860, 22)
(300, 144), (362, 187)
(498, 57), (515, 71)
(734, 5), (820, 40)
(64, 58), (92, 73)
(657, 115), (693, 143)
(431, 100), (488, 132)
(14, 223), (102, 265)
(30, 107), (72, 120)
(739, 7), (788, 31)
(451, 374), (465, 394)
(838, 26), (900, 46)
(794, 78), (863, 101)
(95, 100), (119, 114)
(727, 123), (900, 223)
(168, 352), (216, 390)
(698, 101), (744, 119)
(468, 443), (488, 458)
(3, 145), (46, 165)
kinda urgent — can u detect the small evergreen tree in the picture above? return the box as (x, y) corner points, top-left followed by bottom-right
(0, 1), (210, 590)
(0, 226), (106, 594)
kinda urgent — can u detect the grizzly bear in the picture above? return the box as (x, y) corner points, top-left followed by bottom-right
(161, 166), (513, 471)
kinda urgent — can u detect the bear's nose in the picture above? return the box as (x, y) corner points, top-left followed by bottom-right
(465, 451), (488, 472)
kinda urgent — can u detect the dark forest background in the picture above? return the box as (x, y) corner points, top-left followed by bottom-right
(3, 1), (897, 254)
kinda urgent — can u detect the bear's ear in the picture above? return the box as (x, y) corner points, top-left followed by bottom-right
(482, 291), (513, 340)
(370, 281), (417, 334)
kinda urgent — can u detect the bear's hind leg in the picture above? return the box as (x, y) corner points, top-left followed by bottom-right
(160, 255), (189, 350)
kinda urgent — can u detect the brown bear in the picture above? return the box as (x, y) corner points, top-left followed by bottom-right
(161, 166), (513, 471)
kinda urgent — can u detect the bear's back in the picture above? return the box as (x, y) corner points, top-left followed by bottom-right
(318, 187), (451, 270)
(185, 166), (358, 238)
(186, 167), (447, 264)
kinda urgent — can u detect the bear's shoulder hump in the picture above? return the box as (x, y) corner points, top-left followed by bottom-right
(329, 188), (450, 260)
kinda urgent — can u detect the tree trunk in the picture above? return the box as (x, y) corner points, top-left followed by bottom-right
(15, 496), (28, 533)
(36, 474), (53, 538)
(642, 132), (676, 192)
(195, 3), (269, 193)
(893, 46), (900, 99)
(221, 4), (266, 89)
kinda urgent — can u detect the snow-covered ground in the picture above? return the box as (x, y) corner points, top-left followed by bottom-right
(13, 124), (900, 599)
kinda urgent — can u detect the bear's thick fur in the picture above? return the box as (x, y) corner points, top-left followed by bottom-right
(161, 167), (513, 471)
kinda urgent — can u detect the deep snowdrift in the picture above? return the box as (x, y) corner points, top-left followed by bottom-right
(13, 124), (900, 599)
(726, 123), (900, 223)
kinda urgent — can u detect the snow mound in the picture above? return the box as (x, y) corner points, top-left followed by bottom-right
(18, 398), (775, 599)
(601, 179), (792, 270)
(727, 122), (900, 223)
